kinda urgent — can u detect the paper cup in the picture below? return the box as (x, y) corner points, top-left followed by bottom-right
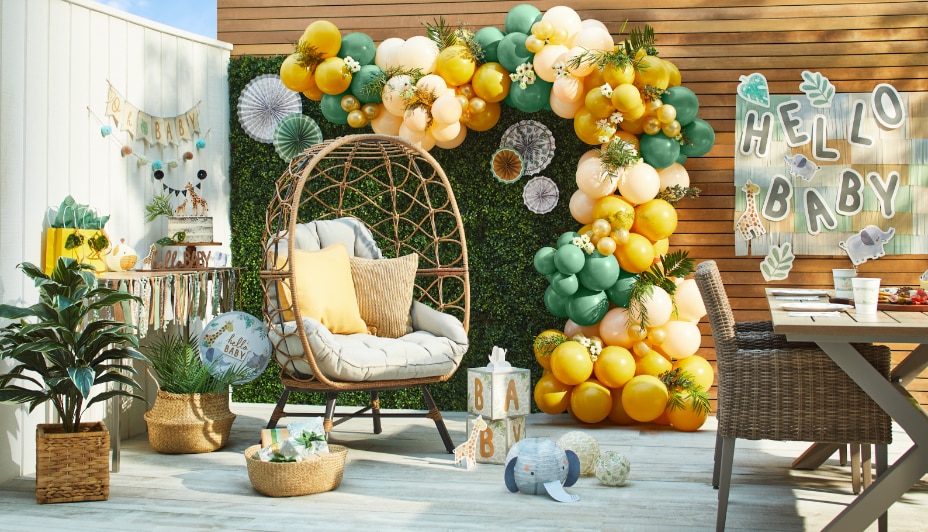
(851, 277), (881, 314)
(832, 269), (857, 299)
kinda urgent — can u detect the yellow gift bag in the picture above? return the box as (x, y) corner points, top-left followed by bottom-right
(43, 196), (110, 274)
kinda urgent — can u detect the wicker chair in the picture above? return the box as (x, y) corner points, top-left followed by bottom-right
(260, 134), (469, 453)
(694, 260), (891, 531)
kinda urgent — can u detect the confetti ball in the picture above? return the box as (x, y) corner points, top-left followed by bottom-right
(594, 450), (630, 486)
(197, 170), (208, 180)
(120, 145), (132, 157)
(196, 139), (207, 149)
(153, 170), (165, 180)
(100, 125), (112, 136)
(183, 151), (194, 161)
(556, 431), (601, 476)
(152, 160), (163, 170)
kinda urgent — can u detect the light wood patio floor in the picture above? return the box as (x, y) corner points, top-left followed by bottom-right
(2, 403), (926, 531)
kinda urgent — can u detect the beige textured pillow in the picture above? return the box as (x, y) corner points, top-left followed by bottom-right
(349, 254), (418, 338)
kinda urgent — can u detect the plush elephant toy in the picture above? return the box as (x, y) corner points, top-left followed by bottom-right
(504, 437), (581, 502)
(838, 225), (895, 266)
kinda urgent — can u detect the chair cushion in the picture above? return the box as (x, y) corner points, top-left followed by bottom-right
(270, 316), (468, 382)
(350, 253), (418, 338)
(277, 243), (368, 334)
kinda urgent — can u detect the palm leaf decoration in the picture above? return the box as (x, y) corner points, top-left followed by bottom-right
(661, 367), (710, 416)
(628, 250), (695, 328)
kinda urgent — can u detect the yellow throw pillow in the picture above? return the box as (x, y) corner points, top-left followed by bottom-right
(276, 243), (368, 334)
(349, 253), (419, 338)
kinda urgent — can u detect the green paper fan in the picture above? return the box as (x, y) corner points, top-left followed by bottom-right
(273, 113), (323, 162)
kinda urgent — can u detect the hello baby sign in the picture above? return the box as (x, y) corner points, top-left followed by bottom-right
(733, 71), (928, 263)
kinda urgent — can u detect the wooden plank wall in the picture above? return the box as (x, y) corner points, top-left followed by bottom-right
(218, 0), (928, 408)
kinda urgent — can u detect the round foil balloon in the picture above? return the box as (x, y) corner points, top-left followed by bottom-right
(199, 311), (271, 383)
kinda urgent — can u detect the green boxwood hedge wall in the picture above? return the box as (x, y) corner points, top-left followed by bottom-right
(229, 55), (591, 411)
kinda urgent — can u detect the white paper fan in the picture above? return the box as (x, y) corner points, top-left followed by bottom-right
(523, 175), (559, 214)
(500, 120), (556, 176)
(237, 74), (302, 144)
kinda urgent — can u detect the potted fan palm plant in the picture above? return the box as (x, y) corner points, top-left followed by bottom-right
(0, 257), (146, 504)
(143, 333), (255, 454)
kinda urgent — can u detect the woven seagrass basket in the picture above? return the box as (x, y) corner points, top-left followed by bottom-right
(244, 444), (348, 497)
(36, 422), (110, 504)
(144, 390), (236, 454)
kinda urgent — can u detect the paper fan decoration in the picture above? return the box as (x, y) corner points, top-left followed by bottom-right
(523, 175), (559, 214)
(500, 120), (556, 176)
(274, 113), (323, 162)
(491, 147), (524, 184)
(237, 74), (302, 144)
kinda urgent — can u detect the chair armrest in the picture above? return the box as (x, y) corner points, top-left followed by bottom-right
(411, 301), (469, 345)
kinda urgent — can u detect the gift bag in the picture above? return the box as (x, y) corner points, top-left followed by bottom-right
(43, 197), (110, 274)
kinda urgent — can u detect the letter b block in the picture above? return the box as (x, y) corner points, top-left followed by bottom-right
(468, 414), (527, 464)
(467, 367), (530, 420)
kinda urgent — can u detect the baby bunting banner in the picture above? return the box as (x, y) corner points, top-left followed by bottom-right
(734, 72), (928, 261)
(105, 82), (201, 147)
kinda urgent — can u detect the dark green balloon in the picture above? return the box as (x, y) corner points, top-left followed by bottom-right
(349, 65), (384, 104)
(676, 153), (688, 165)
(681, 118), (716, 157)
(497, 32), (531, 73)
(321, 92), (349, 125)
(534, 246), (558, 275)
(557, 231), (581, 248)
(338, 32), (376, 66)
(504, 4), (542, 34)
(507, 78), (552, 114)
(640, 131), (682, 170)
(605, 269), (638, 307)
(475, 26), (505, 64)
(567, 287), (609, 326)
(544, 285), (570, 319)
(550, 272), (579, 297)
(554, 244), (585, 275)
(577, 252), (621, 292)
(661, 86), (699, 126)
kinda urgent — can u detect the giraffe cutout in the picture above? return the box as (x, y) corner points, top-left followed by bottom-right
(204, 321), (234, 344)
(174, 197), (188, 216)
(454, 415), (488, 470)
(142, 244), (157, 270)
(185, 183), (208, 216)
(736, 180), (766, 241)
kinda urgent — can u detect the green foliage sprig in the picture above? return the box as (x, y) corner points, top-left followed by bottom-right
(361, 66), (425, 100)
(658, 185), (701, 206)
(625, 25), (658, 58)
(144, 333), (256, 394)
(598, 137), (641, 173)
(424, 17), (457, 51)
(628, 250), (695, 327)
(145, 193), (173, 222)
(661, 367), (710, 416)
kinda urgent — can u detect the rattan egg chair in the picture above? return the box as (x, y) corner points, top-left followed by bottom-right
(260, 134), (470, 453)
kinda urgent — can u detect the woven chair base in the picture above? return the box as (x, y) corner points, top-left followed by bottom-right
(36, 422), (110, 504)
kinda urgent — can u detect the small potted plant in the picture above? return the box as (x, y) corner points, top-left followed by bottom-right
(0, 257), (146, 504)
(143, 333), (255, 454)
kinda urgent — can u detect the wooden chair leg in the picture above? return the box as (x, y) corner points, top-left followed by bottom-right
(712, 431), (723, 488)
(370, 391), (382, 434)
(266, 389), (291, 429)
(323, 392), (338, 435)
(717, 436), (736, 532)
(839, 444), (848, 466)
(420, 385), (454, 453)
(861, 444), (872, 490)
(851, 444), (862, 494)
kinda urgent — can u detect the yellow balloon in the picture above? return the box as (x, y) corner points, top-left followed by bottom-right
(573, 107), (602, 145)
(611, 84), (643, 113)
(672, 355), (714, 391)
(619, 114), (645, 134)
(614, 232), (654, 273)
(534, 329), (568, 369)
(609, 388), (635, 425)
(585, 87), (615, 119)
(603, 62), (636, 87)
(592, 218), (612, 237)
(435, 45), (476, 87)
(280, 54), (315, 92)
(613, 131), (640, 151)
(635, 55), (670, 90)
(534, 373), (573, 415)
(657, 103), (677, 124)
(593, 195), (635, 231)
(570, 379), (613, 423)
(635, 349), (673, 377)
(583, 68), (605, 93)
(663, 59), (682, 87)
(471, 62), (511, 103)
(631, 198), (678, 241)
(667, 400), (708, 432)
(593, 345), (636, 388)
(549, 26), (569, 45)
(532, 20), (554, 40)
(300, 20), (341, 59)
(596, 236), (617, 256)
(346, 109), (368, 128)
(462, 101), (500, 132)
(653, 238), (670, 259)
(314, 57), (351, 95)
(301, 78), (323, 102)
(621, 375), (668, 422)
(550, 340), (594, 386)
(525, 35), (545, 53)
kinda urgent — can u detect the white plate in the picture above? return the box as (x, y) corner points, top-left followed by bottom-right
(769, 288), (830, 296)
(780, 302), (853, 312)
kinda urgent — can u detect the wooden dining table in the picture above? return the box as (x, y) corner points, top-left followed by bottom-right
(766, 289), (928, 531)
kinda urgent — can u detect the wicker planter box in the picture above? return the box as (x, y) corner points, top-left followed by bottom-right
(143, 390), (235, 454)
(244, 444), (348, 497)
(36, 422), (110, 504)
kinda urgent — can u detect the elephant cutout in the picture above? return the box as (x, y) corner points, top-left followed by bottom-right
(784, 153), (820, 181)
(504, 437), (581, 502)
(838, 225), (895, 266)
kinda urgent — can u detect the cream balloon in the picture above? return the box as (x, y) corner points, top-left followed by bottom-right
(429, 120), (461, 143)
(403, 106), (430, 132)
(599, 307), (636, 348)
(575, 22), (613, 50)
(382, 75), (412, 116)
(564, 319), (601, 339)
(565, 46), (596, 77)
(553, 73), (585, 103)
(673, 279), (706, 322)
(533, 44), (569, 82)
(549, 91), (584, 119)
(617, 160), (661, 205)
(639, 286), (673, 327)
(657, 162), (690, 190)
(398, 36), (439, 73)
(569, 189), (597, 225)
(435, 122), (467, 149)
(416, 74), (448, 96)
(431, 93), (462, 124)
(398, 123), (436, 151)
(654, 320), (701, 359)
(375, 37), (405, 70)
(543, 6), (583, 40)
(370, 107), (403, 135)
(578, 149), (600, 166)
(575, 157), (616, 199)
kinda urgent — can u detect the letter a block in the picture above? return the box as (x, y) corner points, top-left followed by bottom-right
(467, 367), (530, 420)
(468, 414), (527, 464)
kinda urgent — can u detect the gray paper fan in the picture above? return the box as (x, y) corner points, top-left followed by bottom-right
(274, 113), (323, 162)
(523, 175), (559, 214)
(500, 120), (556, 176)
(237, 74), (302, 144)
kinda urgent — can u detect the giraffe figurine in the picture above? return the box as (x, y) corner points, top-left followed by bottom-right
(141, 244), (157, 270)
(735, 180), (767, 241)
(174, 197), (188, 216)
(454, 415), (488, 470)
(185, 182), (208, 216)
